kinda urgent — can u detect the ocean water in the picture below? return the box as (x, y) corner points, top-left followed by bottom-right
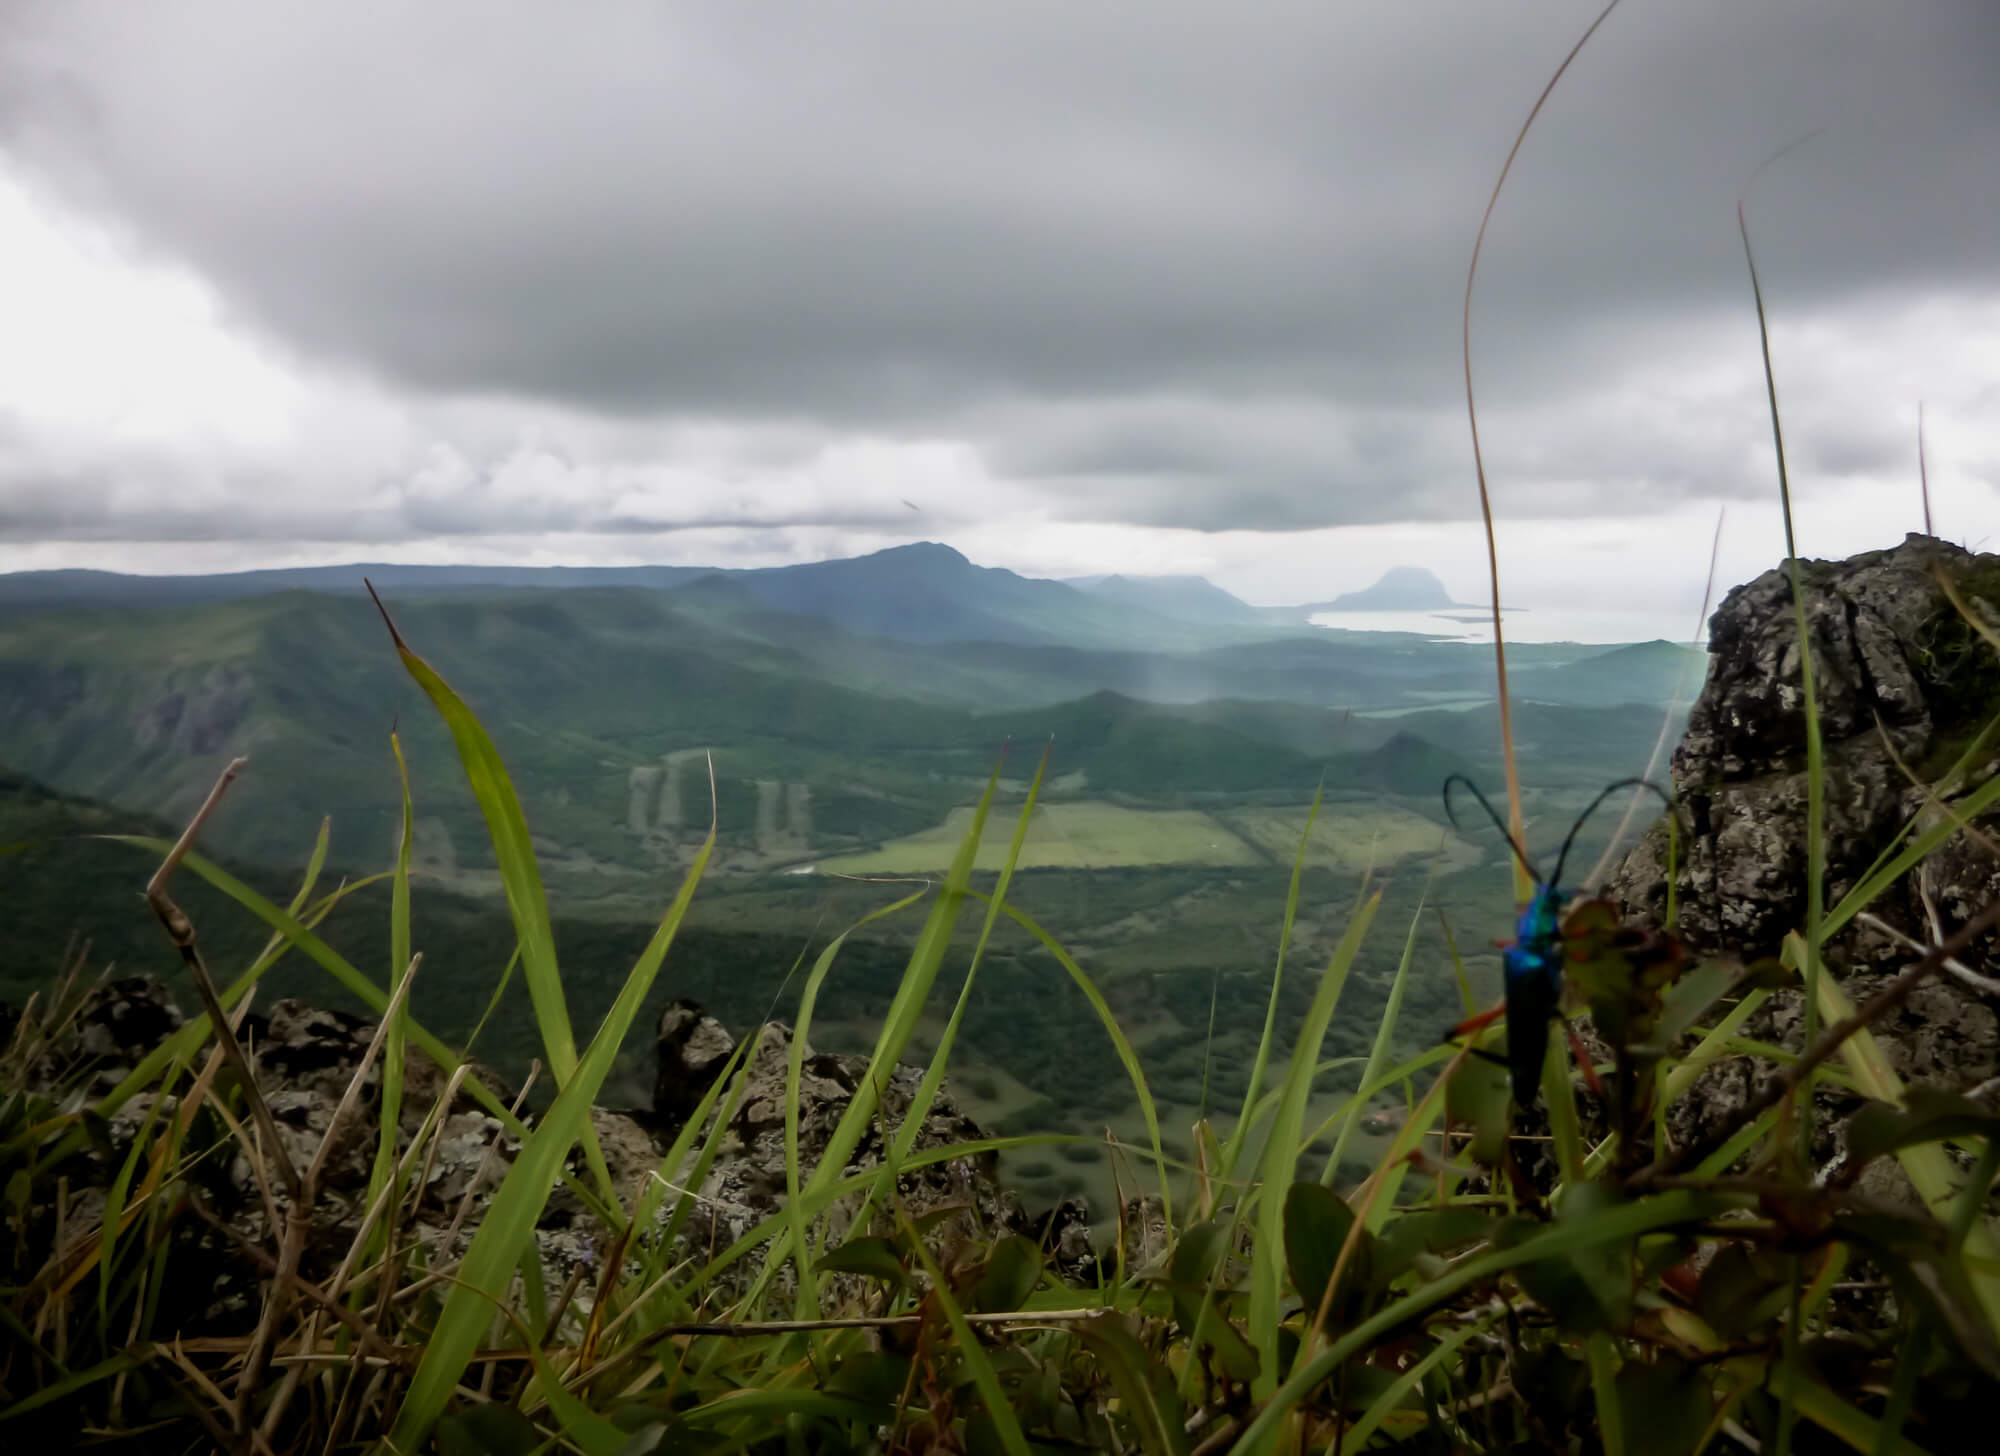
(1308, 605), (1702, 646)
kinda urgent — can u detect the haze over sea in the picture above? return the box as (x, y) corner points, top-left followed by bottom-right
(1310, 604), (1700, 646)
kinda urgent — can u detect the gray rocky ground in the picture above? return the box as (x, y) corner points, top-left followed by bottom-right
(1608, 533), (2000, 1170)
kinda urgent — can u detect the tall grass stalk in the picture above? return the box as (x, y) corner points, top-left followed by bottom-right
(385, 819), (714, 1452)
(863, 747), (1059, 1226)
(1736, 171), (1826, 1156)
(1248, 891), (1380, 1398)
(367, 584), (619, 1210)
(1462, 0), (1628, 896)
(1320, 885), (1428, 1185)
(359, 731), (417, 1290)
(1737, 143), (1828, 1456)
(776, 885), (930, 1319)
(1222, 786), (1322, 1187)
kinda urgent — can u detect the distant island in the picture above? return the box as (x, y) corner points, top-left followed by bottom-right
(1313, 566), (1464, 612)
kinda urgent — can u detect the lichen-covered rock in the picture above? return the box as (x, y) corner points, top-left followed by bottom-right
(16, 976), (1087, 1333)
(1607, 533), (2000, 1181)
(652, 998), (735, 1125)
(650, 1016), (1045, 1299)
(1611, 532), (2000, 971)
(30, 975), (184, 1094)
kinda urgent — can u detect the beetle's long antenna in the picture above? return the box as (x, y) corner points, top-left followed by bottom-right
(1549, 777), (1674, 890)
(1443, 774), (1544, 885)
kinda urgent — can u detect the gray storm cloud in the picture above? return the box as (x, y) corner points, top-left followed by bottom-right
(0, 0), (1995, 544)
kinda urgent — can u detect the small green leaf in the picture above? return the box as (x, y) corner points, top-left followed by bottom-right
(969, 1236), (1044, 1313)
(1846, 1088), (2000, 1166)
(1507, 1183), (1636, 1334)
(1164, 1283), (1260, 1383)
(1614, 1357), (1714, 1456)
(1694, 1245), (1790, 1340)
(1284, 1181), (1372, 1324)
(1163, 1221), (1256, 1380)
(1331, 1364), (1404, 1415)
(611, 1426), (672, 1456)
(436, 1403), (544, 1456)
(1169, 1218), (1235, 1288)
(1445, 1054), (1510, 1165)
(1075, 1316), (1190, 1456)
(1371, 1206), (1499, 1286)
(1833, 1213), (2000, 1381)
(900, 1211), (1033, 1456)
(826, 1350), (914, 1412)
(1341, 1312), (1499, 1449)
(1641, 960), (1737, 1050)
(819, 1235), (913, 1288)
(1736, 956), (1797, 991)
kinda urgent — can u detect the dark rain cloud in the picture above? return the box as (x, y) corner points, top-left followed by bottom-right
(0, 0), (1995, 538)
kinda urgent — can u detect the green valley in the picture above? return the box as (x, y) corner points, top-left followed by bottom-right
(0, 545), (1696, 1211)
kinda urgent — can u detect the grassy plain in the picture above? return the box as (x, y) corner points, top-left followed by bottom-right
(1211, 800), (1481, 872)
(815, 797), (1476, 875)
(819, 802), (1265, 872)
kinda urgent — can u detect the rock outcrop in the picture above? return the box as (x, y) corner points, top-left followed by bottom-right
(1608, 533), (2000, 1161)
(17, 981), (1097, 1335)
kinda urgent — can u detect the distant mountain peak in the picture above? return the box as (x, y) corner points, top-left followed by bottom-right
(868, 541), (971, 565)
(1066, 571), (1262, 625)
(1324, 566), (1458, 612)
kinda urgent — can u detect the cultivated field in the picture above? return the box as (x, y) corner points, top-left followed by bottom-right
(817, 797), (1474, 874)
(818, 801), (1263, 872)
(1212, 802), (1479, 872)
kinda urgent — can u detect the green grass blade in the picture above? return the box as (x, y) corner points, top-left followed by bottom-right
(1241, 1189), (1739, 1449)
(72, 839), (372, 1119)
(974, 893), (1172, 1225)
(643, 1030), (758, 1272)
(0, 1352), (140, 1425)
(100, 837), (618, 1228)
(1436, 909), (1479, 1021)
(687, 1135), (1123, 1299)
(1662, 990), (1772, 1106)
(1693, 1104), (1782, 1179)
(678, 1388), (881, 1431)
(1361, 1047), (1465, 1232)
(1738, 186), (1824, 1179)
(1297, 1046), (1456, 1151)
(739, 766), (1002, 1319)
(1776, 1360), (1938, 1456)
(899, 1208), (1034, 1456)
(780, 888), (930, 1318)
(1587, 1332), (1625, 1456)
(364, 585), (574, 1076)
(1252, 890), (1381, 1397)
(1821, 768), (2000, 942)
(834, 748), (1061, 1274)
(883, 750), (1048, 1170)
(384, 824), (713, 1454)
(1225, 785), (1322, 1182)
(1322, 887), (1427, 1184)
(1816, 974), (2000, 1331)
(1542, 1019), (1586, 1183)
(1075, 1316), (1191, 1456)
(1339, 1309), (1499, 1451)
(798, 767), (999, 1207)
(293, 813), (333, 917)
(363, 730), (418, 1273)
(94, 1074), (173, 1331)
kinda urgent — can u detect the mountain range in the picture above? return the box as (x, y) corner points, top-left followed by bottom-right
(0, 542), (1701, 892)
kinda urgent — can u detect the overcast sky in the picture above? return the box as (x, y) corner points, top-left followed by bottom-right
(0, 1), (1994, 633)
